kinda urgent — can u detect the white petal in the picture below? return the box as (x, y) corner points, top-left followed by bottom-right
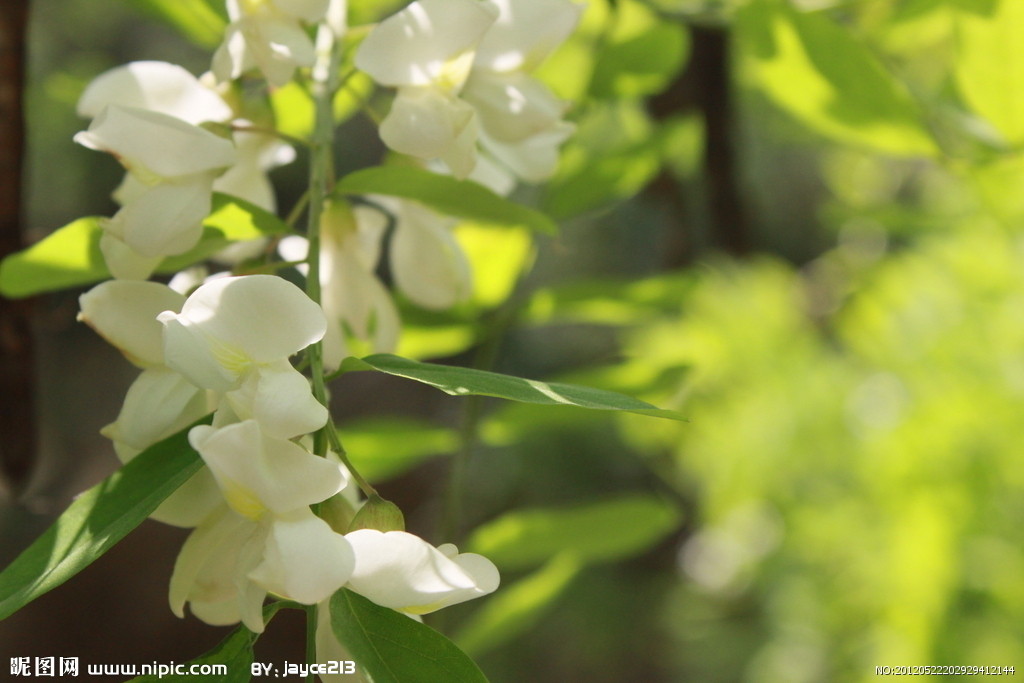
(480, 121), (574, 183)
(77, 61), (233, 124)
(102, 368), (208, 453)
(345, 530), (499, 614)
(225, 360), (328, 439)
(190, 596), (243, 626)
(78, 281), (185, 366)
(75, 105), (236, 179)
(475, 0), (583, 73)
(169, 506), (253, 619)
(462, 71), (567, 143)
(115, 177), (213, 257)
(320, 209), (399, 369)
(248, 510), (355, 604)
(214, 130), (294, 211)
(98, 232), (163, 281)
(212, 23), (252, 83)
(439, 107), (481, 179)
(380, 87), (478, 166)
(189, 420), (346, 518)
(391, 202), (472, 309)
(159, 311), (241, 392)
(355, 0), (498, 87)
(167, 274), (327, 366)
(465, 154), (516, 196)
(151, 467), (224, 528)
(236, 15), (317, 87)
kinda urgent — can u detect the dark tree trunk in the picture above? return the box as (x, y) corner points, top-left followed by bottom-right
(0, 3), (35, 495)
(651, 23), (750, 265)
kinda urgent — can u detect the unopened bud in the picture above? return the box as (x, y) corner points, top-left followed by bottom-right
(348, 495), (406, 532)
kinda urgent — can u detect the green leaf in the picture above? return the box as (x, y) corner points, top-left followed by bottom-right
(127, 622), (256, 683)
(342, 417), (459, 482)
(121, 0), (227, 48)
(0, 421), (204, 620)
(339, 354), (685, 421)
(0, 194), (289, 298)
(735, 0), (936, 156)
(954, 0), (1024, 144)
(330, 588), (488, 683)
(589, 0), (689, 99)
(455, 554), (582, 657)
(466, 494), (682, 571)
(335, 166), (558, 235)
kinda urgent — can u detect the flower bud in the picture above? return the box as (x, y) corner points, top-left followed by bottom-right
(348, 495), (406, 532)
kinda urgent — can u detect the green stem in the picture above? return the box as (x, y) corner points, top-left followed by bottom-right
(303, 31), (378, 499)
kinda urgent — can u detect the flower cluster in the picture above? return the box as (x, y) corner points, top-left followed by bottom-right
(357, 0), (582, 183)
(80, 273), (498, 634)
(71, 0), (581, 667)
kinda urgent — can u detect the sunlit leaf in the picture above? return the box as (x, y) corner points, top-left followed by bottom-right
(335, 166), (558, 234)
(0, 194), (289, 298)
(338, 354), (686, 421)
(270, 81), (316, 141)
(121, 0), (227, 48)
(954, 0), (1024, 145)
(589, 0), (690, 99)
(735, 0), (936, 156)
(330, 588), (488, 683)
(454, 554), (582, 657)
(466, 495), (682, 570)
(0, 421), (205, 621)
(341, 417), (459, 482)
(456, 223), (533, 308)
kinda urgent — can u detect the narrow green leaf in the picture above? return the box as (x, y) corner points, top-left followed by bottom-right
(735, 0), (936, 156)
(121, 0), (227, 48)
(335, 166), (558, 235)
(0, 422), (205, 621)
(455, 554), (582, 657)
(954, 0), (1024, 144)
(0, 194), (289, 298)
(330, 588), (488, 683)
(466, 495), (682, 571)
(339, 354), (685, 421)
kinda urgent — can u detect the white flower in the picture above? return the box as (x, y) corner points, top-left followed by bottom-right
(344, 529), (499, 615)
(75, 106), (236, 279)
(355, 0), (499, 177)
(384, 198), (472, 310)
(170, 504), (355, 632)
(213, 128), (296, 212)
(462, 0), (582, 182)
(77, 60), (233, 124)
(171, 418), (355, 632)
(280, 201), (400, 369)
(213, 0), (331, 87)
(157, 274), (328, 439)
(78, 61), (296, 214)
(78, 281), (222, 527)
(188, 419), (346, 520)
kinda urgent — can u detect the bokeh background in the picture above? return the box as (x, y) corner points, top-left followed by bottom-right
(3, 0), (1024, 681)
